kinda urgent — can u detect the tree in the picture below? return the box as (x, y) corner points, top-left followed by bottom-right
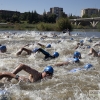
(56, 17), (72, 31)
(82, 14), (89, 18)
(91, 14), (98, 17)
(11, 13), (20, 23)
(32, 10), (39, 24)
(43, 9), (48, 22)
(48, 14), (57, 23)
(60, 12), (67, 18)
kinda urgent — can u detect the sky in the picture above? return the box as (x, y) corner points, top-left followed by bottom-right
(0, 0), (100, 16)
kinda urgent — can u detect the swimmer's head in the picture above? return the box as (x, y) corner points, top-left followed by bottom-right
(74, 58), (80, 63)
(80, 40), (84, 44)
(73, 51), (81, 59)
(70, 38), (74, 40)
(53, 52), (59, 58)
(0, 45), (7, 53)
(84, 64), (93, 70)
(46, 44), (51, 48)
(43, 66), (54, 75)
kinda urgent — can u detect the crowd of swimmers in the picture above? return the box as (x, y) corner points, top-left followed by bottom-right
(0, 33), (100, 83)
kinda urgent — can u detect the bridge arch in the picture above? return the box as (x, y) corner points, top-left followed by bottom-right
(70, 17), (100, 27)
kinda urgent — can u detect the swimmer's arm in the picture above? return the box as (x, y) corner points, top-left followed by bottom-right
(93, 41), (100, 47)
(75, 43), (80, 49)
(75, 45), (79, 49)
(54, 61), (70, 66)
(93, 44), (100, 47)
(23, 43), (34, 47)
(38, 43), (45, 48)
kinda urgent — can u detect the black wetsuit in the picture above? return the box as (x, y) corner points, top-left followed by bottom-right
(37, 48), (55, 60)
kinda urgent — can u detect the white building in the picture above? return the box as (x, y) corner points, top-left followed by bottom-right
(81, 8), (100, 17)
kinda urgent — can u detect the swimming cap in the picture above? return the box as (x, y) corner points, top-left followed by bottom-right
(88, 39), (92, 42)
(70, 38), (74, 40)
(87, 45), (91, 48)
(32, 48), (39, 53)
(84, 64), (93, 70)
(74, 58), (80, 63)
(46, 44), (51, 48)
(0, 45), (6, 52)
(43, 66), (54, 74)
(57, 40), (61, 43)
(53, 52), (59, 58)
(80, 40), (84, 44)
(73, 51), (81, 58)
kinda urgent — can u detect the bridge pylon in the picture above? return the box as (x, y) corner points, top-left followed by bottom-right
(90, 21), (99, 27)
(70, 17), (100, 27)
(71, 21), (81, 26)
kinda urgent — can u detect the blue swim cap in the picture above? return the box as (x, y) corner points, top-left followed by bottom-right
(74, 58), (80, 63)
(73, 51), (81, 58)
(53, 52), (59, 58)
(33, 48), (39, 53)
(88, 39), (92, 42)
(46, 44), (51, 48)
(84, 64), (93, 70)
(87, 45), (91, 48)
(80, 40), (84, 44)
(0, 45), (6, 52)
(44, 66), (54, 74)
(70, 38), (74, 40)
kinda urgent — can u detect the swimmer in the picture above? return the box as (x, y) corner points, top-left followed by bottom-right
(54, 51), (81, 66)
(54, 57), (80, 66)
(38, 43), (51, 48)
(73, 51), (81, 59)
(16, 43), (34, 55)
(17, 47), (59, 60)
(16, 43), (51, 55)
(63, 28), (71, 36)
(70, 63), (93, 73)
(63, 29), (67, 33)
(75, 40), (84, 49)
(88, 48), (100, 57)
(33, 48), (59, 60)
(67, 28), (71, 36)
(75, 42), (84, 49)
(0, 64), (54, 83)
(40, 35), (48, 39)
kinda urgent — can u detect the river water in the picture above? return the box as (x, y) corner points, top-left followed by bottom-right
(0, 30), (100, 100)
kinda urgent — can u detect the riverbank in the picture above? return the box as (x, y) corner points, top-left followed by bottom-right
(0, 23), (99, 32)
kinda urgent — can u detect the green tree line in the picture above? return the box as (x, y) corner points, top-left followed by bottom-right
(0, 10), (100, 31)
(0, 10), (62, 24)
(0, 10), (73, 31)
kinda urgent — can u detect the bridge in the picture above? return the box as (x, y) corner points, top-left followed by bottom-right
(70, 17), (100, 27)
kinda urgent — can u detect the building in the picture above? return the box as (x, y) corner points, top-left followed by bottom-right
(47, 7), (64, 18)
(81, 8), (100, 17)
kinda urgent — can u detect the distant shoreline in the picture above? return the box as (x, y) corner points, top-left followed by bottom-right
(0, 23), (99, 32)
(0, 29), (99, 32)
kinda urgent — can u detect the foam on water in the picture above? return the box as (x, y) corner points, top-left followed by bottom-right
(0, 30), (100, 100)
